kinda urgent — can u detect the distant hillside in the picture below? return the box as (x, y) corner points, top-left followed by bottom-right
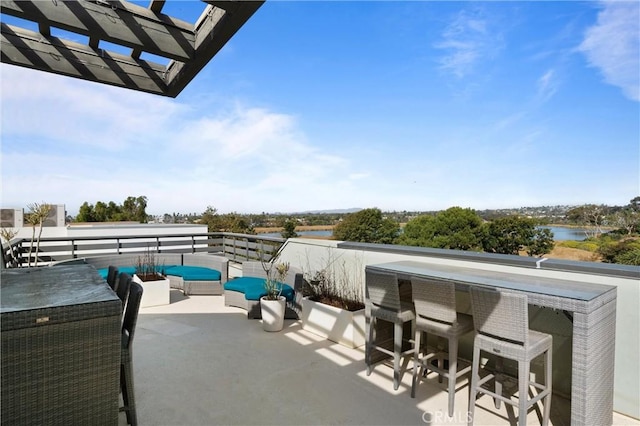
(296, 208), (363, 214)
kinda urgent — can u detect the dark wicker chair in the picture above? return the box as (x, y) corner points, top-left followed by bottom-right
(107, 265), (119, 292)
(116, 273), (132, 308)
(120, 281), (143, 426)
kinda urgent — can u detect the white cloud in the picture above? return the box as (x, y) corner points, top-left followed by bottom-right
(536, 69), (559, 103)
(578, 1), (640, 102)
(434, 8), (503, 78)
(0, 66), (360, 215)
(0, 65), (185, 150)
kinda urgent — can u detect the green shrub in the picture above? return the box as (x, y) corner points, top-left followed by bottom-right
(598, 239), (640, 265)
(558, 240), (598, 252)
(559, 240), (580, 249)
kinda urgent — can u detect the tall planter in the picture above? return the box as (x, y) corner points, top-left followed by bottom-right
(260, 296), (286, 332)
(301, 297), (366, 348)
(133, 274), (170, 308)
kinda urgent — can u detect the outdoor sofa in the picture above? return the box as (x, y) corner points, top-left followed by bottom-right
(224, 261), (304, 319)
(79, 253), (228, 295)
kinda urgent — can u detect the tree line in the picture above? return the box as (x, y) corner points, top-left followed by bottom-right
(332, 207), (555, 257)
(75, 196), (149, 223)
(70, 196), (640, 265)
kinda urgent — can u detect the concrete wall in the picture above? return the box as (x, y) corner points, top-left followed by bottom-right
(278, 238), (639, 419)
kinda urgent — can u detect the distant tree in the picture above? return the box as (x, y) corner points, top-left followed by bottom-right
(332, 208), (400, 244)
(526, 227), (555, 257)
(200, 206), (222, 232)
(483, 215), (554, 257)
(611, 197), (640, 235)
(222, 213), (254, 234)
(566, 204), (608, 238)
(397, 207), (484, 250)
(106, 201), (121, 220)
(122, 196), (148, 223)
(94, 201), (108, 222)
(76, 202), (96, 222)
(200, 206), (254, 234)
(281, 219), (298, 239)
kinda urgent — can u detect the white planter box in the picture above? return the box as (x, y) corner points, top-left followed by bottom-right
(260, 296), (286, 332)
(133, 274), (170, 308)
(301, 298), (366, 348)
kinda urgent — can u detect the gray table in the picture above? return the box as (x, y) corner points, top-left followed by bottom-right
(1, 264), (121, 426)
(366, 260), (617, 426)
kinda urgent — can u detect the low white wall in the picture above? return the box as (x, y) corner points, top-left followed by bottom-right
(8, 223), (208, 240)
(278, 238), (639, 419)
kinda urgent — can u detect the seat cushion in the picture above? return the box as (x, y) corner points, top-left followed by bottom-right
(224, 277), (294, 301)
(98, 265), (180, 280)
(97, 266), (136, 279)
(164, 265), (221, 281)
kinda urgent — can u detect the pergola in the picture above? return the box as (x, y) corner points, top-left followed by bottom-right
(0, 0), (264, 97)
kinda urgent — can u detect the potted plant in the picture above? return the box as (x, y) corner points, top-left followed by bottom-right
(301, 252), (366, 348)
(260, 259), (290, 332)
(133, 247), (170, 308)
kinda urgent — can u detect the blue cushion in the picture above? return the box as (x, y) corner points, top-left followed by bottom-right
(97, 266), (136, 278)
(224, 277), (294, 301)
(164, 265), (221, 281)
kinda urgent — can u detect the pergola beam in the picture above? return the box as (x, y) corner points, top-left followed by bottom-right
(0, 0), (265, 98)
(165, 1), (263, 97)
(1, 23), (168, 95)
(131, 0), (167, 60)
(1, 0), (195, 62)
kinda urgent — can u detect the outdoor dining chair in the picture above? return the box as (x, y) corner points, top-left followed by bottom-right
(410, 276), (474, 417)
(468, 287), (552, 426)
(116, 273), (132, 309)
(120, 281), (143, 426)
(106, 265), (119, 292)
(365, 269), (415, 390)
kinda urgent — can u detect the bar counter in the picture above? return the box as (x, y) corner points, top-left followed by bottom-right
(366, 260), (617, 425)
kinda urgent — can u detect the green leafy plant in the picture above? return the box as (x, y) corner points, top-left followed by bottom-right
(0, 227), (19, 267)
(25, 202), (53, 267)
(261, 259), (290, 300)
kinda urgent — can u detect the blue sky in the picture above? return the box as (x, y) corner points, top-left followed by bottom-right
(1, 1), (638, 216)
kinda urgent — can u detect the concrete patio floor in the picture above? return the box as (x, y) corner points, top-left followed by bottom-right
(119, 291), (639, 426)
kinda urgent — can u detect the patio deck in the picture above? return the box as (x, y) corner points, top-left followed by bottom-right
(118, 291), (638, 426)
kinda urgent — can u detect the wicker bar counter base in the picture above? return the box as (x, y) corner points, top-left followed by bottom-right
(1, 265), (121, 426)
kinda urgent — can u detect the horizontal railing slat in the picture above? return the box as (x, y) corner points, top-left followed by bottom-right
(2, 232), (285, 267)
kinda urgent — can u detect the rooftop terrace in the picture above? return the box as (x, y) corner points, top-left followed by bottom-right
(118, 290), (638, 425)
(2, 231), (638, 424)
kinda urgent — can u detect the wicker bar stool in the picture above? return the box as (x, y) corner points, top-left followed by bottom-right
(410, 277), (474, 417)
(365, 269), (415, 390)
(468, 287), (552, 426)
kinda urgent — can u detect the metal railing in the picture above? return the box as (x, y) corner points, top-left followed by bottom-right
(1, 232), (286, 268)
